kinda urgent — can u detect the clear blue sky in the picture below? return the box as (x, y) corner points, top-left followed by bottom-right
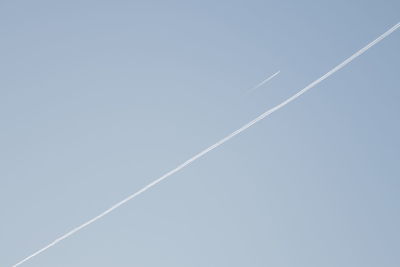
(1, 1), (399, 266)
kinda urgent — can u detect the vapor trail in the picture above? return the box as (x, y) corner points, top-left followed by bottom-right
(247, 70), (281, 92)
(13, 22), (400, 267)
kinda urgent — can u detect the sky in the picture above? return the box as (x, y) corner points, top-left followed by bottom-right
(1, 1), (399, 266)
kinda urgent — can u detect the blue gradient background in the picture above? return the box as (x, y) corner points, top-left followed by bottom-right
(1, 1), (399, 266)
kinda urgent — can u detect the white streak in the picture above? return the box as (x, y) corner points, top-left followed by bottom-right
(247, 70), (281, 92)
(13, 22), (400, 267)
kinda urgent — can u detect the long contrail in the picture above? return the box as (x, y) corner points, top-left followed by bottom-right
(13, 22), (399, 267)
(247, 70), (281, 92)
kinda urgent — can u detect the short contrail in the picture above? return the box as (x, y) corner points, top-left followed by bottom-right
(247, 70), (281, 92)
(13, 22), (399, 267)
